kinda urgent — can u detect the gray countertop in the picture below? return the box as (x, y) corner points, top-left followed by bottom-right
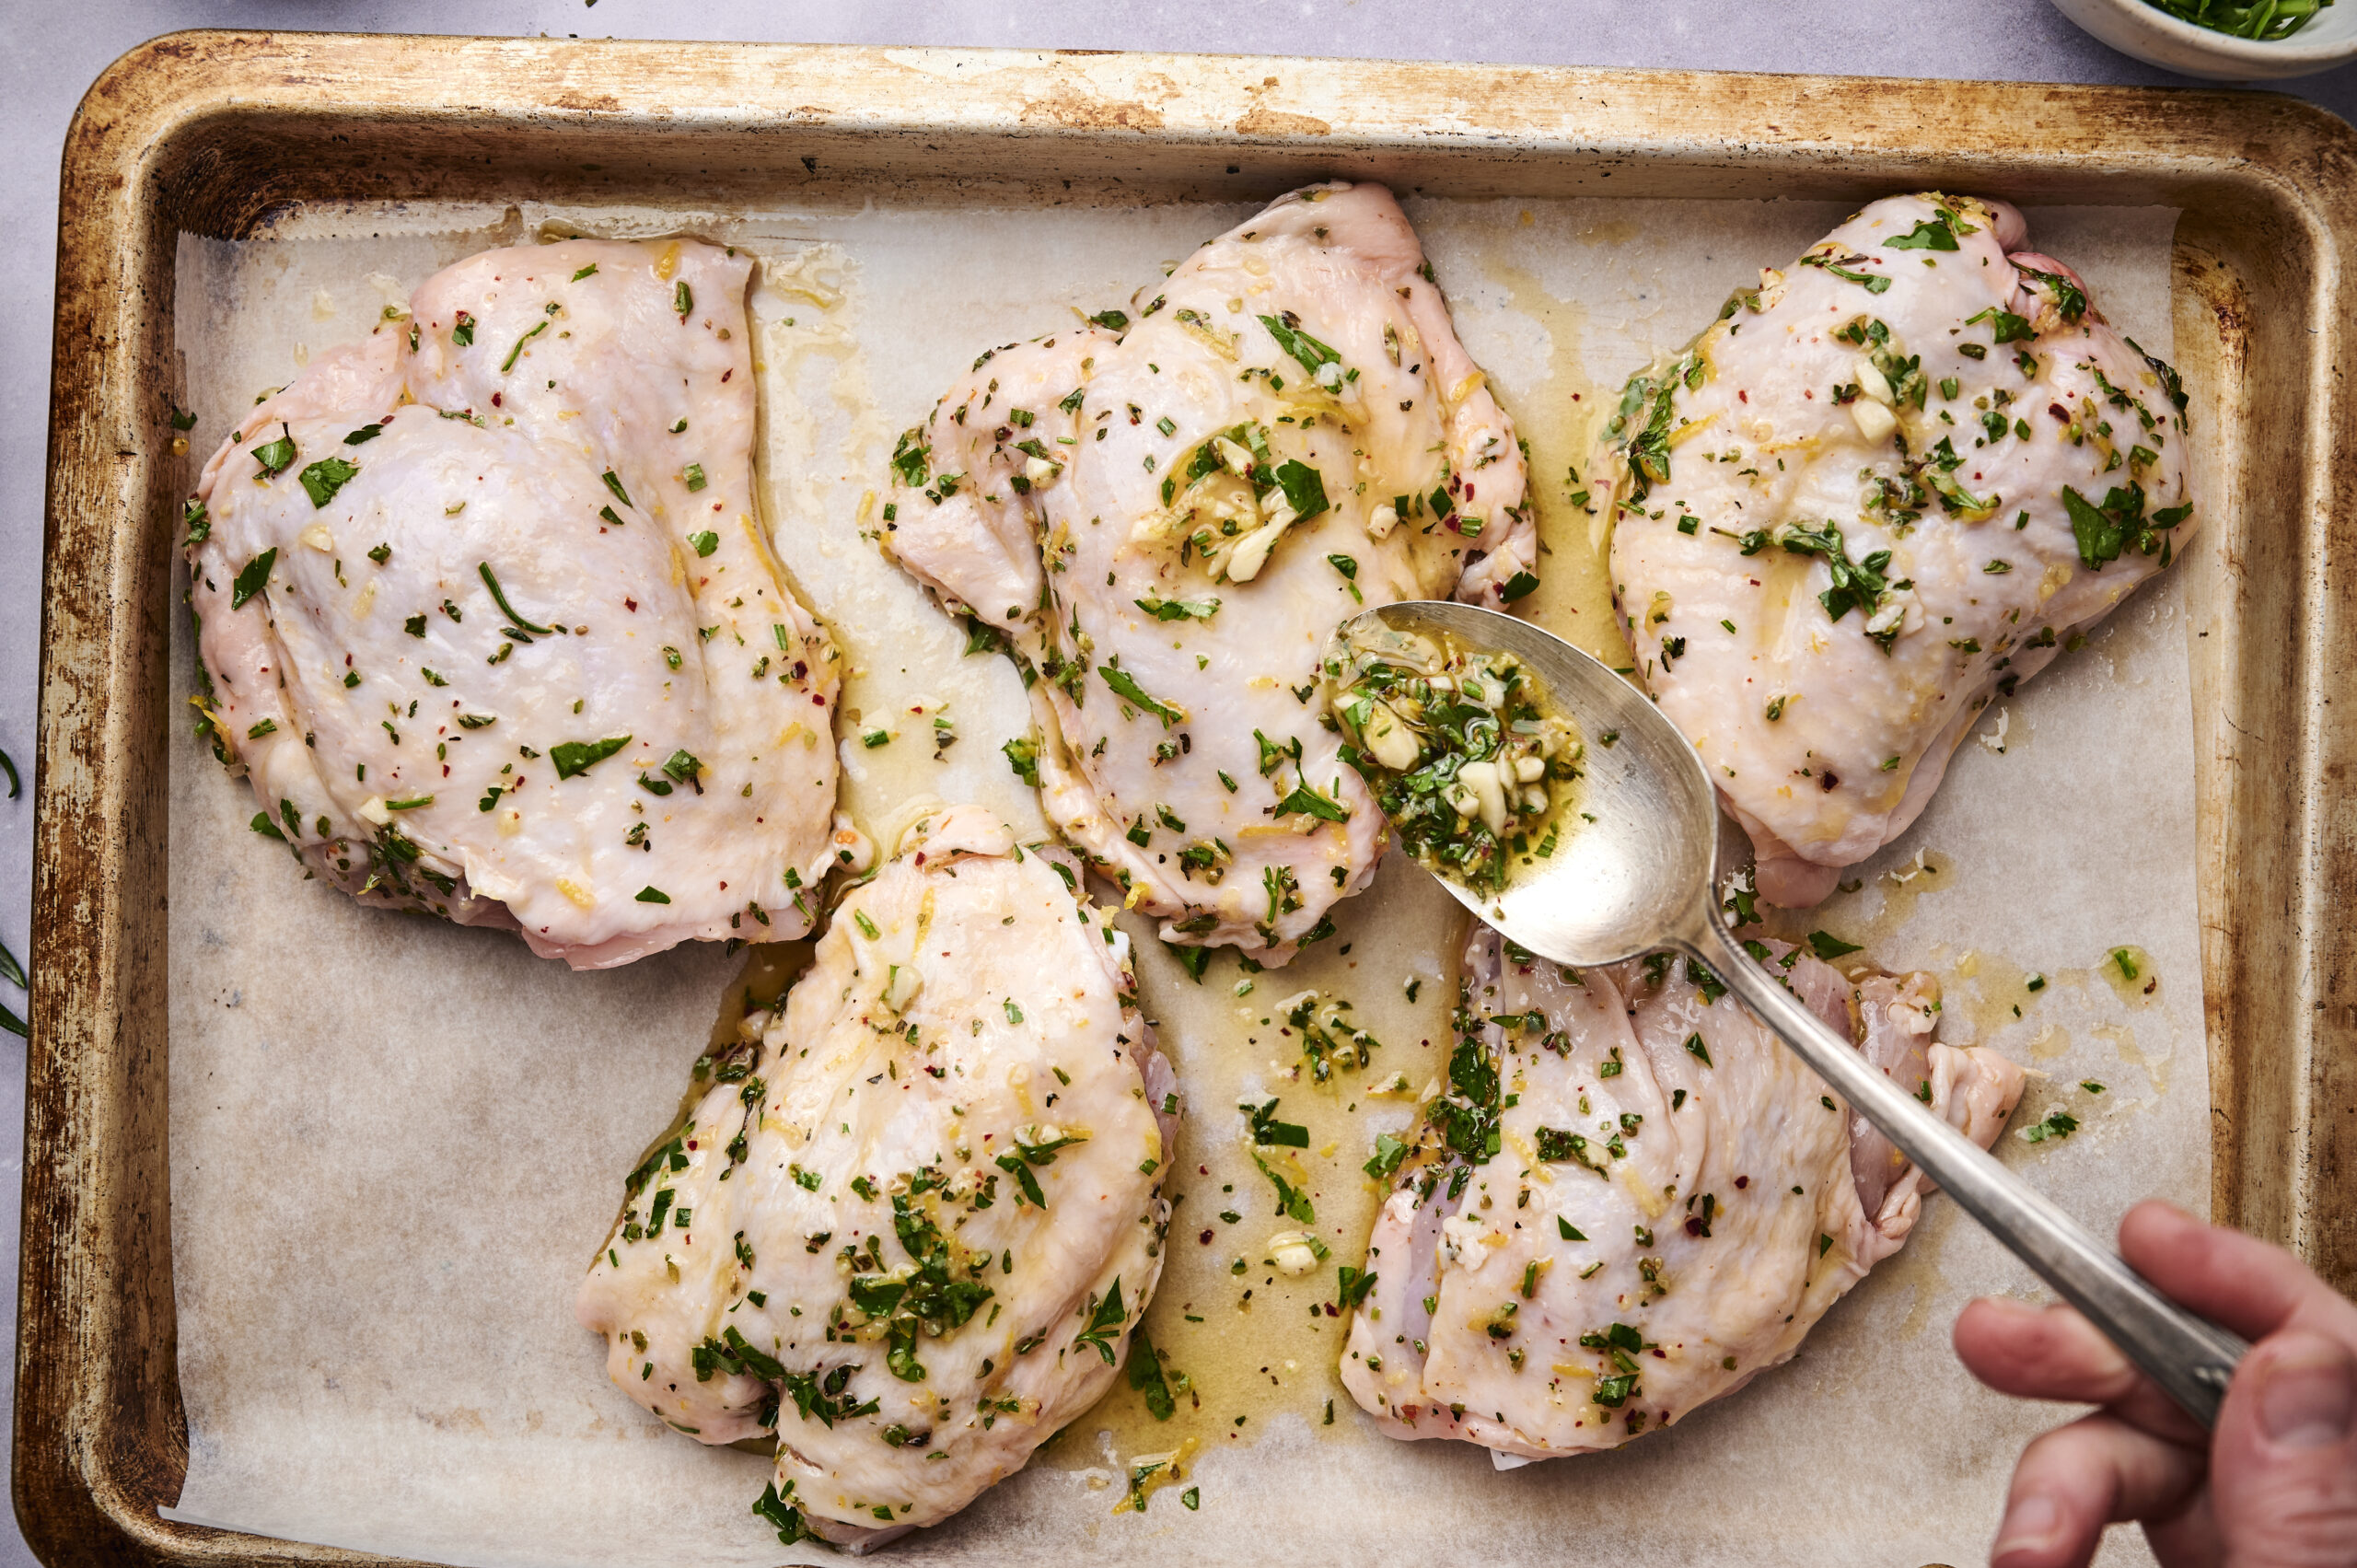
(2, 1), (2346, 1561)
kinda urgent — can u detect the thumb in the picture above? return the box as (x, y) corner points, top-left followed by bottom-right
(2209, 1330), (2357, 1565)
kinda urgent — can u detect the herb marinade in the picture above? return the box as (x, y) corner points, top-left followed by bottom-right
(1326, 627), (1583, 896)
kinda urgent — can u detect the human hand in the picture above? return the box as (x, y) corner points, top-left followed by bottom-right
(1952, 1200), (2357, 1567)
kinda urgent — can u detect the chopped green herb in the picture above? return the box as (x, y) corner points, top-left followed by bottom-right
(1273, 459), (1330, 523)
(1966, 305), (2036, 343)
(1128, 1324), (1177, 1419)
(2021, 1109), (2081, 1144)
(1074, 1279), (1129, 1365)
(1885, 214), (1962, 251)
(1258, 313), (1341, 379)
(478, 562), (554, 637)
(551, 735), (632, 780)
(1098, 664), (1186, 726)
(230, 549), (277, 610)
(1135, 596), (1219, 621)
(250, 429), (297, 476)
(500, 319), (550, 372)
(1241, 1097), (1309, 1148)
(1155, 942), (1212, 985)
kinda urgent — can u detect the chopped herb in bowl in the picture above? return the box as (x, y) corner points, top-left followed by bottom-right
(2143, 0), (2333, 39)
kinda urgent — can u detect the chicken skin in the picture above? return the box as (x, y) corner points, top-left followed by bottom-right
(881, 183), (1532, 960)
(1599, 193), (2194, 906)
(1339, 924), (2021, 1459)
(186, 238), (842, 968)
(576, 805), (1178, 1549)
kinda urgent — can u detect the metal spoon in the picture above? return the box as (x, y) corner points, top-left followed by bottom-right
(1341, 598), (2246, 1426)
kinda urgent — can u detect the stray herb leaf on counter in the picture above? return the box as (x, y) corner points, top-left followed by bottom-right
(1127, 1325), (1177, 1419)
(1240, 1098), (1309, 1148)
(1805, 930), (1863, 960)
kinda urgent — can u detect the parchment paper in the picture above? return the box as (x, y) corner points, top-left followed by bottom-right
(164, 195), (2200, 1568)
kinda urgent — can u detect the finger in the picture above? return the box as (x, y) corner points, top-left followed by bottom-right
(1989, 1411), (2207, 1568)
(1957, 1296), (2138, 1401)
(2118, 1202), (2357, 1345)
(1954, 1297), (2206, 1444)
(2206, 1329), (2357, 1566)
(2140, 1491), (2223, 1568)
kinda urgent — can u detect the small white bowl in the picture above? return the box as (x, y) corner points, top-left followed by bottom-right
(2050, 0), (2357, 78)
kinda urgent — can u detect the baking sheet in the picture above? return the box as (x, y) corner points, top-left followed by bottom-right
(161, 194), (2199, 1567)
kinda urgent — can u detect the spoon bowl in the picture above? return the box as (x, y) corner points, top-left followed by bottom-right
(1353, 599), (1719, 966)
(1341, 598), (2247, 1427)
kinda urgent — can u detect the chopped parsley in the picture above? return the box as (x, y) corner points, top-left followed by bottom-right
(298, 456), (361, 507)
(230, 549), (277, 610)
(551, 735), (631, 780)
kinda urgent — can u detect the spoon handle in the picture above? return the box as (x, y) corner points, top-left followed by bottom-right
(1683, 912), (2247, 1427)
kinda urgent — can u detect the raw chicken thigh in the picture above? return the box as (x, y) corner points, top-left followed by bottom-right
(1599, 193), (2194, 906)
(882, 182), (1532, 960)
(186, 238), (843, 967)
(1339, 924), (2021, 1458)
(576, 804), (1178, 1550)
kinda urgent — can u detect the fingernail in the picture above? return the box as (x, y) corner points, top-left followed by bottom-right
(2257, 1340), (2355, 1448)
(1992, 1492), (2063, 1560)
